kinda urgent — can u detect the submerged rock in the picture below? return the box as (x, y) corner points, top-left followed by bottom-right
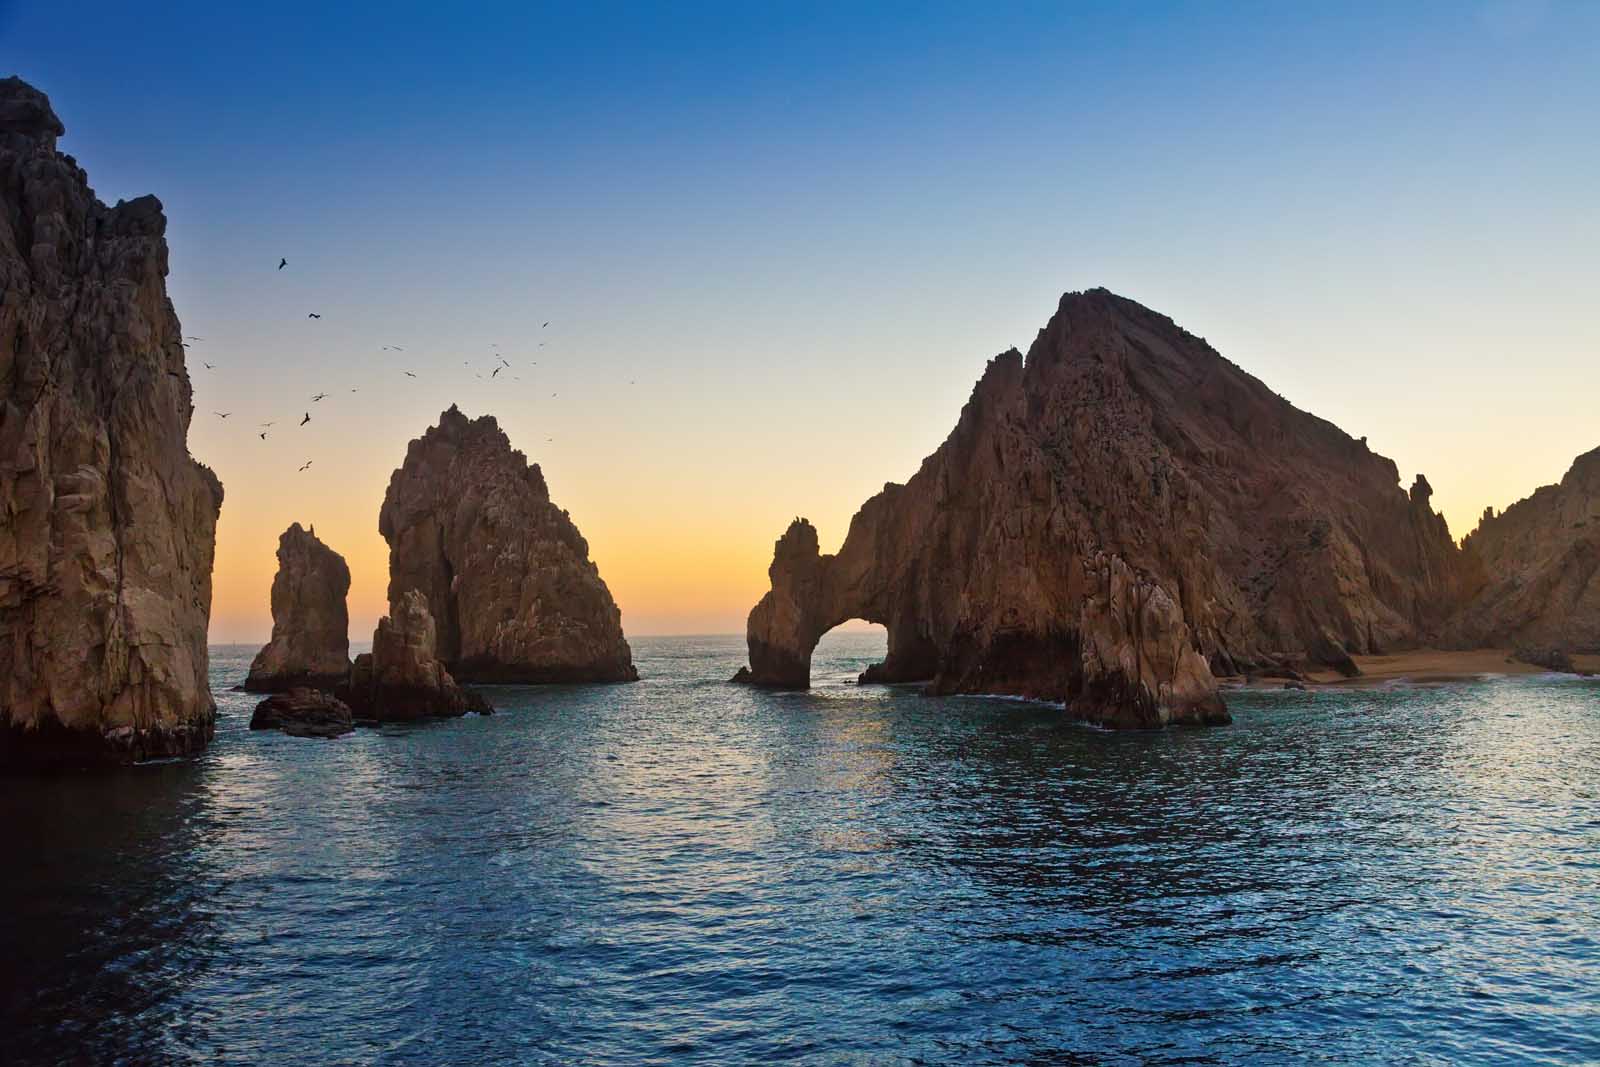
(378, 405), (636, 683)
(0, 78), (224, 766)
(342, 591), (492, 721)
(249, 687), (354, 739)
(243, 523), (352, 692)
(735, 289), (1475, 728)
(1447, 447), (1600, 654)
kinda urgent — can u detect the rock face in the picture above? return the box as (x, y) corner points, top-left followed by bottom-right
(243, 523), (351, 692)
(0, 78), (224, 766)
(1446, 447), (1600, 652)
(736, 289), (1472, 728)
(379, 405), (636, 683)
(249, 687), (354, 739)
(342, 591), (491, 721)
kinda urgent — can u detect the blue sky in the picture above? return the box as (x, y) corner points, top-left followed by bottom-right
(3, 1), (1596, 638)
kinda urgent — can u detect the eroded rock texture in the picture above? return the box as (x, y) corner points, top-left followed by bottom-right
(379, 405), (636, 683)
(737, 289), (1471, 728)
(249, 687), (354, 739)
(0, 78), (224, 766)
(1446, 446), (1600, 652)
(342, 591), (491, 721)
(243, 523), (351, 692)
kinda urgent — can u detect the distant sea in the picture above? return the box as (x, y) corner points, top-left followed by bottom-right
(2, 634), (1597, 1065)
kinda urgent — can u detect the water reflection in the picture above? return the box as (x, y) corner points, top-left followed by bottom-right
(0, 639), (1596, 1065)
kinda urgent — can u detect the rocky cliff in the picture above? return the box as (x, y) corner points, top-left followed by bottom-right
(736, 289), (1471, 727)
(342, 590), (489, 721)
(244, 523), (352, 692)
(0, 78), (224, 765)
(379, 406), (636, 683)
(1445, 446), (1600, 652)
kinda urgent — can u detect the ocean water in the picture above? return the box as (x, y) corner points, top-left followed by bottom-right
(1, 633), (1598, 1066)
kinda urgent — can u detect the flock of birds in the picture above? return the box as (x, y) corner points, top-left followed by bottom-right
(191, 257), (600, 471)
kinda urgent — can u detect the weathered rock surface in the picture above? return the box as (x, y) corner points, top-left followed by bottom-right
(243, 523), (351, 692)
(1445, 447), (1600, 653)
(0, 78), (224, 766)
(249, 687), (354, 738)
(736, 289), (1473, 728)
(379, 405), (636, 683)
(341, 591), (492, 721)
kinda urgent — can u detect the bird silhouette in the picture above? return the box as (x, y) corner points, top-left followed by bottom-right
(259, 432), (268, 440)
(278, 258), (287, 270)
(300, 412), (311, 426)
(542, 322), (549, 328)
(405, 371), (417, 378)
(492, 367), (501, 378)
(298, 460), (312, 472)
(307, 313), (322, 319)
(350, 388), (359, 393)
(499, 358), (510, 368)
(214, 411), (230, 419)
(203, 362), (215, 370)
(186, 335), (204, 341)
(312, 393), (328, 402)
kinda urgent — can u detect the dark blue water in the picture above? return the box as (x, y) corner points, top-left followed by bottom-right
(2, 634), (1598, 1065)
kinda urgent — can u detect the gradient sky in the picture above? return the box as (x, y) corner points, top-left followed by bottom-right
(3, 1), (1596, 641)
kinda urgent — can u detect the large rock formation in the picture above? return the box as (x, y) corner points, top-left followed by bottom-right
(736, 289), (1472, 728)
(243, 523), (352, 692)
(378, 405), (636, 683)
(0, 78), (224, 765)
(342, 591), (491, 721)
(1445, 446), (1600, 652)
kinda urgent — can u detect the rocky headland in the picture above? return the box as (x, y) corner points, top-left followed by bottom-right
(1445, 446), (1600, 659)
(243, 523), (352, 692)
(0, 77), (223, 766)
(735, 289), (1477, 728)
(380, 406), (636, 683)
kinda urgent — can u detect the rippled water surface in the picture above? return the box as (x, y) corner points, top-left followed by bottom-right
(3, 633), (1599, 1065)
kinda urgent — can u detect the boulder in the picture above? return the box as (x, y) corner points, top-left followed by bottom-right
(243, 523), (352, 692)
(0, 78), (223, 766)
(249, 687), (354, 739)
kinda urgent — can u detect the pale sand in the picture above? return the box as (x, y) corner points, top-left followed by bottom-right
(1301, 648), (1599, 687)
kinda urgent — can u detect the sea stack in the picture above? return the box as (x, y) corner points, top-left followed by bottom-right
(735, 289), (1472, 728)
(243, 523), (352, 692)
(343, 591), (490, 720)
(0, 78), (224, 765)
(379, 406), (637, 683)
(1446, 445), (1600, 654)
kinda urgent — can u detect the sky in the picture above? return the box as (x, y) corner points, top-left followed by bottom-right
(2, 1), (1596, 642)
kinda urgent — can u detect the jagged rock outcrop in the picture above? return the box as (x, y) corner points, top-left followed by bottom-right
(1446, 447), (1600, 652)
(378, 406), (636, 683)
(736, 289), (1473, 728)
(341, 590), (491, 721)
(0, 78), (224, 766)
(243, 523), (351, 692)
(249, 687), (354, 739)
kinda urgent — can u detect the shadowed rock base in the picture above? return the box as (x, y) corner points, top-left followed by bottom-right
(0, 712), (216, 769)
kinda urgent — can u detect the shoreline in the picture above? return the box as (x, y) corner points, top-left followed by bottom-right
(1224, 648), (1599, 690)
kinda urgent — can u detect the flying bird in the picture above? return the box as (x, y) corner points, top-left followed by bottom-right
(350, 388), (358, 393)
(258, 432), (268, 440)
(307, 313), (322, 319)
(213, 411), (230, 419)
(312, 392), (328, 402)
(499, 358), (510, 368)
(542, 322), (549, 328)
(300, 412), (311, 426)
(404, 371), (417, 378)
(203, 362), (215, 370)
(186, 335), (204, 341)
(492, 366), (501, 378)
(298, 460), (312, 472)
(278, 258), (287, 270)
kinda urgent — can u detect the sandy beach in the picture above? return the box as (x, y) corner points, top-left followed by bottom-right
(1295, 649), (1600, 687)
